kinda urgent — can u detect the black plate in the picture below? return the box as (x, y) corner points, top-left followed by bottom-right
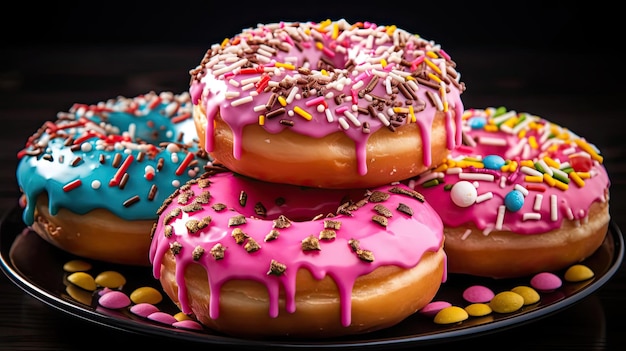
(0, 205), (623, 349)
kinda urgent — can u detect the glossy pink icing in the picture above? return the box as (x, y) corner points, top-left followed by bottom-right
(189, 19), (465, 175)
(413, 107), (610, 235)
(149, 168), (445, 327)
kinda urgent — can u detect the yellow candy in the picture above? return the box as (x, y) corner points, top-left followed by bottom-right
(63, 259), (92, 272)
(66, 285), (93, 306)
(510, 286), (540, 305)
(174, 312), (192, 322)
(434, 306), (469, 324)
(130, 286), (163, 305)
(95, 271), (127, 289)
(66, 272), (97, 291)
(464, 303), (492, 317)
(489, 291), (524, 313)
(564, 264), (595, 282)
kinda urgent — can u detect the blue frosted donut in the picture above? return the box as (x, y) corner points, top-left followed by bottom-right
(16, 91), (211, 265)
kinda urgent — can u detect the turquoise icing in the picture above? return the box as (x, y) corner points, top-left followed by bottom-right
(16, 91), (210, 225)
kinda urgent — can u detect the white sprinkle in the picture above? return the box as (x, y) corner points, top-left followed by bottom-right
(338, 117), (350, 130)
(523, 212), (541, 221)
(225, 91), (241, 99)
(514, 184), (529, 196)
(81, 143), (93, 152)
(506, 137), (527, 159)
(495, 205), (506, 230)
(499, 175), (507, 188)
(521, 166), (543, 177)
(325, 109), (335, 122)
(253, 104), (267, 112)
(343, 110), (361, 127)
(286, 87), (298, 104)
(414, 171), (444, 185)
(230, 96), (254, 107)
(565, 206), (575, 220)
(212, 58), (247, 77)
(446, 167), (463, 175)
(550, 194), (558, 221)
(477, 136), (507, 146)
(91, 180), (101, 189)
(458, 173), (495, 182)
(376, 112), (390, 126)
(533, 194), (543, 211)
(228, 79), (240, 87)
(537, 159), (553, 176)
(461, 229), (472, 240)
(551, 167), (568, 181)
(475, 192), (493, 203)
(352, 80), (364, 90)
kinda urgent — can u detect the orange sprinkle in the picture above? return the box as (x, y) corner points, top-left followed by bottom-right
(528, 135), (538, 149)
(543, 173), (556, 187)
(525, 175), (544, 183)
(569, 171), (585, 187)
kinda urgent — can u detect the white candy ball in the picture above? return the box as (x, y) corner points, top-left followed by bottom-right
(450, 181), (478, 207)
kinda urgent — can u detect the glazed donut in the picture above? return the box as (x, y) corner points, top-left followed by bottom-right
(149, 166), (446, 338)
(189, 19), (466, 189)
(16, 91), (210, 266)
(413, 107), (610, 278)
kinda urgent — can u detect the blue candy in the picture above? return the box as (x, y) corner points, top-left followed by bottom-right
(504, 190), (524, 212)
(468, 116), (487, 129)
(482, 154), (506, 170)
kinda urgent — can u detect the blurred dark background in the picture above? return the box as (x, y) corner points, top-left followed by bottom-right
(1, 1), (624, 214)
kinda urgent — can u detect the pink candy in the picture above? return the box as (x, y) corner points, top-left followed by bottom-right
(530, 272), (563, 292)
(419, 301), (452, 317)
(98, 291), (131, 309)
(462, 285), (495, 303)
(130, 303), (160, 318)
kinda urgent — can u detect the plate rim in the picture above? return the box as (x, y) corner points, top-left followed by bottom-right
(1, 205), (623, 349)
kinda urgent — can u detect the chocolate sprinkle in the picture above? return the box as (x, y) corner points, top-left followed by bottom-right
(267, 259), (286, 276)
(264, 229), (280, 241)
(244, 237), (261, 253)
(301, 235), (321, 251)
(373, 204), (393, 218)
(397, 203), (414, 216)
(170, 241), (182, 255)
(389, 186), (425, 202)
(192, 246), (205, 260)
(368, 190), (390, 203)
(372, 215), (388, 227)
(231, 228), (248, 244)
(210, 243), (226, 260)
(228, 214), (246, 226)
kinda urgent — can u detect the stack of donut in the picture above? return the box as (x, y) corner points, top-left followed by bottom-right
(413, 107), (611, 278)
(149, 19), (465, 338)
(16, 91), (210, 266)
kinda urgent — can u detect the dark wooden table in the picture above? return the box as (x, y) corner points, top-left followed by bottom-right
(1, 40), (625, 350)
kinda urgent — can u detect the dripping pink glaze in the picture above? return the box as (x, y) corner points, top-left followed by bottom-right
(149, 170), (445, 327)
(414, 107), (610, 234)
(189, 19), (465, 176)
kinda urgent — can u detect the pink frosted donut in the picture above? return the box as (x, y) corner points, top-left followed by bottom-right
(189, 19), (465, 189)
(149, 166), (446, 338)
(413, 107), (611, 278)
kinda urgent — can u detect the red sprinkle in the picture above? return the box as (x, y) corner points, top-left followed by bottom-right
(109, 154), (135, 186)
(175, 152), (195, 176)
(63, 179), (82, 192)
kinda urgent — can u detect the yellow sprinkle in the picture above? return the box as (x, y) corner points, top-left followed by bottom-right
(554, 178), (569, 191)
(577, 171), (591, 179)
(440, 86), (448, 112)
(277, 96), (287, 106)
(424, 58), (442, 74)
(220, 38), (229, 47)
(574, 139), (604, 163)
(426, 51), (438, 59)
(502, 116), (518, 128)
(525, 175), (544, 183)
(293, 106), (312, 120)
(484, 124), (498, 132)
(385, 25), (397, 36)
(275, 62), (295, 70)
(569, 171), (585, 187)
(315, 42), (324, 50)
(258, 115), (265, 126)
(393, 107), (410, 114)
(543, 156), (560, 168)
(319, 19), (331, 29)
(528, 135), (538, 149)
(456, 160), (484, 169)
(543, 173), (556, 187)
(520, 159), (535, 168)
(332, 23), (339, 39)
(508, 160), (519, 172)
(428, 72), (442, 84)
(321, 69), (329, 76)
(409, 105), (416, 123)
(381, 58), (388, 68)
(433, 163), (448, 173)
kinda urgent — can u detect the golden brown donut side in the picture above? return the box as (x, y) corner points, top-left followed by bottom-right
(158, 243), (445, 338)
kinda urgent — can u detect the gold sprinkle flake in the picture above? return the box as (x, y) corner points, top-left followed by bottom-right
(170, 241), (182, 255)
(195, 191), (211, 204)
(301, 235), (321, 251)
(389, 186), (425, 202)
(348, 238), (360, 252)
(272, 215), (291, 229)
(373, 204), (393, 218)
(185, 216), (212, 234)
(192, 246), (205, 260)
(397, 203), (414, 216)
(228, 214), (246, 226)
(164, 225), (173, 238)
(265, 229), (280, 241)
(182, 202), (204, 213)
(319, 229), (336, 240)
(212, 203), (227, 211)
(197, 178), (211, 188)
(210, 243), (226, 260)
(177, 189), (194, 204)
(239, 190), (248, 206)
(231, 228), (248, 244)
(254, 202), (267, 217)
(356, 249), (375, 262)
(372, 215), (388, 227)
(267, 259), (286, 276)
(368, 190), (390, 202)
(164, 208), (181, 224)
(324, 219), (341, 230)
(244, 237), (261, 253)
